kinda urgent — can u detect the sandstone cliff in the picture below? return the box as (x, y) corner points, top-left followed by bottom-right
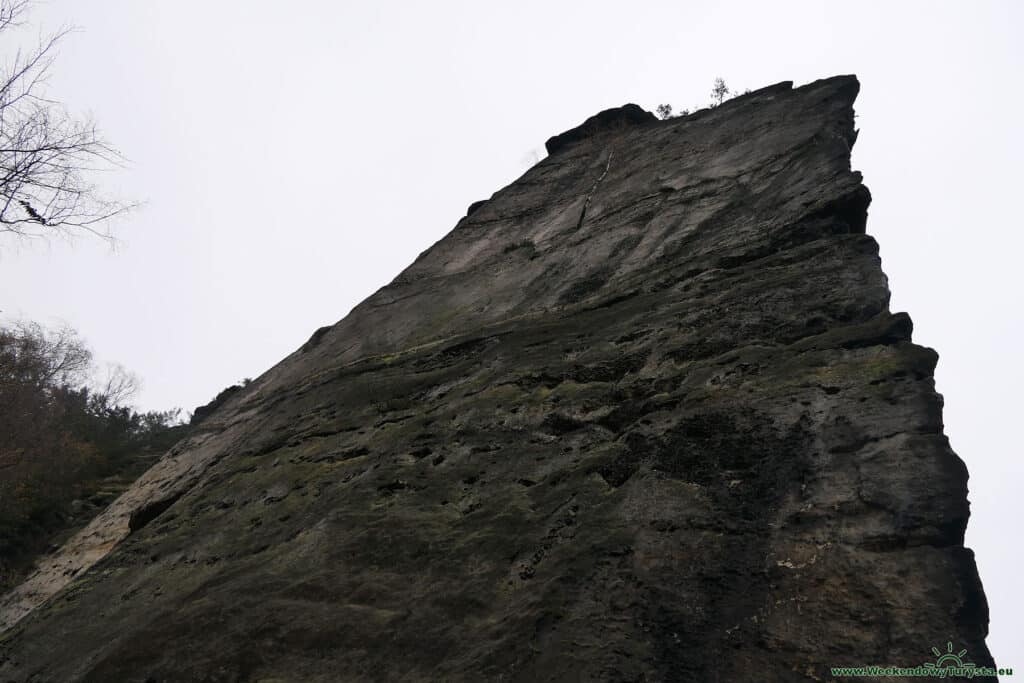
(0, 76), (993, 681)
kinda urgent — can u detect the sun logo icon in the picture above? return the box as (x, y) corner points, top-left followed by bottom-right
(923, 641), (976, 670)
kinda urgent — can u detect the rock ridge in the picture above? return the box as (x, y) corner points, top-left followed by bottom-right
(0, 75), (994, 682)
(545, 103), (657, 155)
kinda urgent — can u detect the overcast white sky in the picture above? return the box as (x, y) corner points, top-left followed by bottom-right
(0, 0), (1019, 665)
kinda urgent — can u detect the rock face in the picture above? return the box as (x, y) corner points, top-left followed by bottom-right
(544, 103), (657, 155)
(0, 76), (994, 681)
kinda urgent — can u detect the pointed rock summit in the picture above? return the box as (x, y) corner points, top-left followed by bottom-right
(0, 76), (994, 681)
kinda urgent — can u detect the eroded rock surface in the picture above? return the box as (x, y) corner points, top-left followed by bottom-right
(0, 76), (993, 682)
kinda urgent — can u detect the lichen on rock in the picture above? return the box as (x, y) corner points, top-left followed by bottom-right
(0, 75), (994, 682)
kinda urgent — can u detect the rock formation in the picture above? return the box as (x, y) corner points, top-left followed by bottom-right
(0, 76), (994, 681)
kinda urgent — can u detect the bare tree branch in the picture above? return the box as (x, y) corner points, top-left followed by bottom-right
(95, 362), (140, 407)
(0, 1), (135, 246)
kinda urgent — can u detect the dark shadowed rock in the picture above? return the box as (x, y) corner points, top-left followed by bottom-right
(545, 103), (657, 155)
(189, 383), (244, 425)
(466, 198), (488, 216)
(0, 75), (994, 682)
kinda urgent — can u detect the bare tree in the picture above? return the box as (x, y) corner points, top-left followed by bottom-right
(95, 362), (140, 407)
(711, 77), (730, 106)
(0, 0), (133, 243)
(0, 320), (92, 391)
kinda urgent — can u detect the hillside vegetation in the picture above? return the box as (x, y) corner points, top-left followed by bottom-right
(0, 321), (187, 592)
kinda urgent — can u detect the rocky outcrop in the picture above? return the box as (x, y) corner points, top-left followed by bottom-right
(0, 76), (993, 681)
(544, 103), (657, 155)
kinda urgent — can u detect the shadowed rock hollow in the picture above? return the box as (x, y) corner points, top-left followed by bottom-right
(0, 76), (994, 681)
